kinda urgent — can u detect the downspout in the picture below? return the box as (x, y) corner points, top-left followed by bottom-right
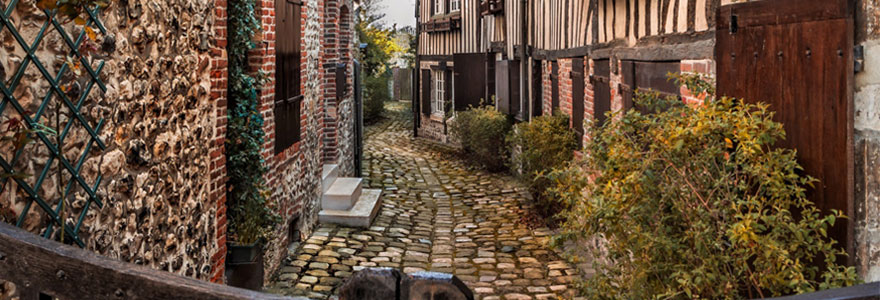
(520, 0), (529, 121)
(414, 0), (421, 138)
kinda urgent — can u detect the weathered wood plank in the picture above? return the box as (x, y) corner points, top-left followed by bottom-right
(0, 222), (300, 300)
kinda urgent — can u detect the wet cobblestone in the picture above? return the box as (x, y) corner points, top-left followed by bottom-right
(267, 103), (579, 299)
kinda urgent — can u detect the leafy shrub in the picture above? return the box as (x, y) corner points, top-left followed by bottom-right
(364, 75), (389, 123)
(552, 74), (859, 299)
(507, 113), (578, 217)
(449, 105), (512, 172)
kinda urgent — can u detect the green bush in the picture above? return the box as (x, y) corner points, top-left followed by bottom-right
(507, 113), (578, 217)
(449, 105), (512, 172)
(551, 74), (859, 299)
(364, 75), (389, 123)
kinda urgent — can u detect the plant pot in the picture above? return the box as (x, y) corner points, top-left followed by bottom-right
(228, 241), (261, 264)
(226, 240), (264, 291)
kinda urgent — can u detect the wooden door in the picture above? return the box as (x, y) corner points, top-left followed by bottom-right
(571, 58), (585, 147)
(716, 0), (854, 261)
(453, 53), (487, 110)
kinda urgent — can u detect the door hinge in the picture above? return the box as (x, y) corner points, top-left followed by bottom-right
(855, 44), (865, 73)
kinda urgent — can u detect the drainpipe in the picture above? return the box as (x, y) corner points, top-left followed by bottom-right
(520, 0), (529, 121)
(414, 0), (421, 137)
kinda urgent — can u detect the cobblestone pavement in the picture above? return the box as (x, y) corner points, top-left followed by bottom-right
(267, 102), (579, 299)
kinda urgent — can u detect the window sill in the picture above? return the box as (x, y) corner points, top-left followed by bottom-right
(429, 114), (445, 122)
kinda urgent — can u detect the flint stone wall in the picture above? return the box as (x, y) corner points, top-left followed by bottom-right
(0, 0), (226, 281)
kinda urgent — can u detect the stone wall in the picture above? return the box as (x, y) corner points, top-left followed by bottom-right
(854, 0), (880, 283)
(0, 0), (227, 282)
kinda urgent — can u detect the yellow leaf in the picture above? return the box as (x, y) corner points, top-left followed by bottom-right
(74, 17), (87, 25)
(725, 138), (733, 149)
(85, 26), (97, 41)
(36, 0), (57, 10)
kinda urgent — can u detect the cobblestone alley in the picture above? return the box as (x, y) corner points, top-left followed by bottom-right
(266, 103), (579, 299)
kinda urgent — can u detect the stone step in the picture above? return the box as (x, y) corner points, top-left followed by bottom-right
(319, 189), (383, 228)
(322, 164), (339, 194)
(322, 177), (362, 211)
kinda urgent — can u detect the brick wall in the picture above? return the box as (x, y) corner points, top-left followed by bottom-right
(209, 0), (230, 283)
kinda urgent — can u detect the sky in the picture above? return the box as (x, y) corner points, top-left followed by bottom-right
(377, 0), (416, 28)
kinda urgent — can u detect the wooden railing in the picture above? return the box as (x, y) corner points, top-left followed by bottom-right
(0, 222), (303, 300)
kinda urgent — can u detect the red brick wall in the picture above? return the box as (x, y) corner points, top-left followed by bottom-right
(209, 0), (229, 284)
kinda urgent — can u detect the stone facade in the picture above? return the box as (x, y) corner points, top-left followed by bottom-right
(0, 0), (359, 286)
(854, 0), (880, 283)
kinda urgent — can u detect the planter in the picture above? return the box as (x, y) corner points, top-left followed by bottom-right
(228, 240), (262, 264)
(225, 240), (265, 291)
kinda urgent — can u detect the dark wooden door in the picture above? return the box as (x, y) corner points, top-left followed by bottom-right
(571, 58), (585, 147)
(453, 53), (487, 110)
(716, 0), (854, 261)
(421, 69), (432, 115)
(274, 0), (303, 154)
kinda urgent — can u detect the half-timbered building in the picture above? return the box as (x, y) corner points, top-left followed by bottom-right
(415, 0), (880, 282)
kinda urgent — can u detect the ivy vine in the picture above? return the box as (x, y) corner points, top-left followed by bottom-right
(226, 0), (278, 246)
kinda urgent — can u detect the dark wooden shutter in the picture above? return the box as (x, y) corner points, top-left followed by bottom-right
(591, 59), (611, 126)
(495, 60), (510, 114)
(551, 61), (559, 113)
(620, 60), (635, 111)
(716, 0), (854, 260)
(509, 60), (521, 119)
(486, 55), (496, 104)
(531, 60), (543, 118)
(274, 0), (303, 154)
(453, 54), (486, 111)
(421, 69), (432, 115)
(444, 68), (452, 113)
(571, 58), (585, 147)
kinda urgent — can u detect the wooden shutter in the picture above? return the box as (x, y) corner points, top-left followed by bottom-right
(509, 60), (521, 119)
(453, 54), (486, 111)
(421, 69), (432, 115)
(274, 0), (303, 154)
(495, 60), (510, 114)
(444, 69), (453, 113)
(531, 60), (543, 118)
(551, 61), (559, 113)
(620, 60), (635, 111)
(571, 58), (585, 147)
(486, 55), (496, 104)
(591, 59), (611, 126)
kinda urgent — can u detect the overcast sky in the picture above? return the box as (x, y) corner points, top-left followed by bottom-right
(377, 0), (416, 28)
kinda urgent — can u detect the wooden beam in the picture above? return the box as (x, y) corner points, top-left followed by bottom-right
(0, 222), (299, 300)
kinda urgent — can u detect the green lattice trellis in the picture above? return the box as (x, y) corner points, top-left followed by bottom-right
(0, 0), (107, 247)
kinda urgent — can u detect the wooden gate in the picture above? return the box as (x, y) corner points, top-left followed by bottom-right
(715, 0), (854, 260)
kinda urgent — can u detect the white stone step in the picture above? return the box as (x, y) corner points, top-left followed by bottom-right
(319, 189), (383, 228)
(322, 164), (339, 194)
(322, 177), (362, 211)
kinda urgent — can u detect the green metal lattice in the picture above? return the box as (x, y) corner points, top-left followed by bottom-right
(0, 0), (107, 247)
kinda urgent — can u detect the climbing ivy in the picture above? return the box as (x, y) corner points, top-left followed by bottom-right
(226, 0), (278, 246)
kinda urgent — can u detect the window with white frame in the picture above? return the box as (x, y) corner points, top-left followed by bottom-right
(434, 0), (444, 15)
(449, 0), (460, 12)
(432, 70), (445, 116)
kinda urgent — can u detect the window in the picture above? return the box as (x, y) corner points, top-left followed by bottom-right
(274, 0), (303, 154)
(449, 0), (460, 12)
(432, 70), (445, 116)
(434, 0), (444, 15)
